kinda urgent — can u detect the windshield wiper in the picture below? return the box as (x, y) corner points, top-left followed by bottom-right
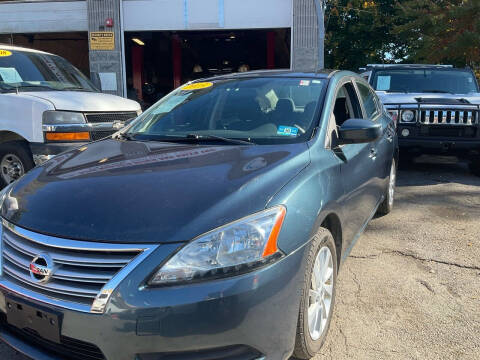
(61, 86), (92, 92)
(421, 89), (451, 94)
(185, 134), (254, 145)
(114, 132), (137, 141)
(15, 84), (58, 91)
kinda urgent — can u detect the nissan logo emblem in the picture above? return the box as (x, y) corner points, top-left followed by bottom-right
(29, 254), (55, 284)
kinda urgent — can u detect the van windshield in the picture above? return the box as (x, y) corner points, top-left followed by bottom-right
(0, 48), (98, 93)
(371, 68), (479, 94)
(127, 77), (327, 145)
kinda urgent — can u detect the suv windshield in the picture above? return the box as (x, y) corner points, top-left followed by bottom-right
(371, 68), (479, 94)
(127, 77), (326, 145)
(0, 48), (98, 93)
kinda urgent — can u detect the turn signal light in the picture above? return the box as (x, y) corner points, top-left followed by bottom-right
(45, 132), (90, 141)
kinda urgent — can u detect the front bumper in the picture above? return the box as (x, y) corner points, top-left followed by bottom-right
(0, 243), (308, 360)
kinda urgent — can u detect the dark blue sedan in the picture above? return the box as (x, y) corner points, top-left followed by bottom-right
(0, 70), (397, 360)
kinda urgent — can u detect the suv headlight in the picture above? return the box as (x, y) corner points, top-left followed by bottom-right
(401, 110), (416, 123)
(42, 111), (86, 125)
(149, 206), (286, 286)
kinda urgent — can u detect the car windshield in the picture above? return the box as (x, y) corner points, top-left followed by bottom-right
(371, 68), (479, 94)
(0, 48), (98, 93)
(127, 77), (327, 145)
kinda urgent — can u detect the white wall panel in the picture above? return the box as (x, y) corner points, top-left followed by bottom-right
(0, 1), (88, 34)
(123, 0), (292, 31)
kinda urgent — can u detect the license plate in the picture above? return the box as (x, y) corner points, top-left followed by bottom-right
(5, 296), (62, 343)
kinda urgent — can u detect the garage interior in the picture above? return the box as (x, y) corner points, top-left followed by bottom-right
(124, 29), (291, 108)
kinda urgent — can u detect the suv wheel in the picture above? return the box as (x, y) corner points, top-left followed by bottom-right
(0, 141), (35, 187)
(469, 158), (480, 177)
(293, 227), (337, 359)
(377, 159), (396, 216)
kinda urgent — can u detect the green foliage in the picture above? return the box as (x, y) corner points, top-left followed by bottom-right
(324, 0), (407, 70)
(394, 0), (480, 70)
(324, 0), (480, 77)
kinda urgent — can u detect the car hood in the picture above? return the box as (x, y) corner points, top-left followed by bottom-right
(2, 139), (310, 244)
(376, 91), (480, 105)
(22, 91), (141, 112)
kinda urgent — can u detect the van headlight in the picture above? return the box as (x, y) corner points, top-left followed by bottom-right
(148, 206), (286, 286)
(42, 111), (86, 125)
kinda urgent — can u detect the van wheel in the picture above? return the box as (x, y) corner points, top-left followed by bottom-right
(0, 141), (35, 187)
(469, 159), (480, 177)
(293, 228), (337, 359)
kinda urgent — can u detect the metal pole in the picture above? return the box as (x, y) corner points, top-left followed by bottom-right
(314, 0), (325, 69)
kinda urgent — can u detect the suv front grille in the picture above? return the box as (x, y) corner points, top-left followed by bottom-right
(91, 130), (116, 141)
(419, 109), (479, 125)
(85, 112), (138, 124)
(0, 220), (156, 312)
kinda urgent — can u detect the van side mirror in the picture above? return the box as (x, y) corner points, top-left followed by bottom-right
(338, 119), (382, 145)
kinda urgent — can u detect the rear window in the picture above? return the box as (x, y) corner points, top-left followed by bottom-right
(371, 68), (478, 94)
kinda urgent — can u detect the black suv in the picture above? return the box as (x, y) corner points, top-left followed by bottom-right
(363, 64), (480, 174)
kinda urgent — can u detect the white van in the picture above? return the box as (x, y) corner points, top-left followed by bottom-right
(0, 45), (141, 186)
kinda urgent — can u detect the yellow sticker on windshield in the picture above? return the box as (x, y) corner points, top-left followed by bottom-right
(0, 50), (12, 57)
(181, 82), (213, 91)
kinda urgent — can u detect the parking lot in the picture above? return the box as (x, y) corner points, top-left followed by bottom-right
(1, 155), (479, 360)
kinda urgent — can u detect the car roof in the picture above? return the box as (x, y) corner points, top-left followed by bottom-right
(199, 69), (339, 82)
(364, 64), (454, 70)
(0, 43), (52, 55)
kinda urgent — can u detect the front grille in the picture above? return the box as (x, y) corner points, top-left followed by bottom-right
(85, 112), (138, 124)
(137, 345), (263, 360)
(91, 130), (116, 141)
(1, 222), (143, 308)
(419, 109), (479, 125)
(0, 314), (106, 360)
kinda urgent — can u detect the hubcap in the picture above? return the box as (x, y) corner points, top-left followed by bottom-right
(308, 246), (334, 341)
(388, 160), (396, 207)
(1, 154), (25, 184)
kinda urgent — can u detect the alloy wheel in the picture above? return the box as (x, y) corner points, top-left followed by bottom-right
(308, 246), (334, 341)
(388, 160), (396, 207)
(1, 153), (25, 184)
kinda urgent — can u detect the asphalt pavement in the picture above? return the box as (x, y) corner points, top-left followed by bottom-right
(1, 155), (479, 360)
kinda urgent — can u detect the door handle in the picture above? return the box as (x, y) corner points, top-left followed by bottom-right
(369, 148), (377, 159)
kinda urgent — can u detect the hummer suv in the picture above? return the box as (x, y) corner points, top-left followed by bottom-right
(362, 64), (480, 174)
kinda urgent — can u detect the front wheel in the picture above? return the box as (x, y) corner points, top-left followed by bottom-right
(377, 159), (396, 216)
(0, 141), (35, 187)
(293, 228), (337, 359)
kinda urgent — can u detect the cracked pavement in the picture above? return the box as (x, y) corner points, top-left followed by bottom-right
(1, 155), (479, 359)
(312, 155), (480, 360)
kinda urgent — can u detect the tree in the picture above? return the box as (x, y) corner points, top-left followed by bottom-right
(324, 0), (407, 70)
(394, 0), (480, 71)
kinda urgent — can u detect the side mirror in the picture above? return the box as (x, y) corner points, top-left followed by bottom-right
(338, 118), (382, 145)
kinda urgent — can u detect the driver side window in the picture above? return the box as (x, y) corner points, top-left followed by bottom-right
(325, 82), (362, 148)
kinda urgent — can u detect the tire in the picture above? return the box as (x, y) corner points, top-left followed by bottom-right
(293, 227), (337, 359)
(469, 158), (480, 177)
(377, 159), (397, 216)
(0, 141), (35, 187)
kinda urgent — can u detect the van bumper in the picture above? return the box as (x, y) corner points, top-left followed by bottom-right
(29, 142), (88, 166)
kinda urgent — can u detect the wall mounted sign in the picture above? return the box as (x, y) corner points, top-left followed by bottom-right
(89, 32), (115, 51)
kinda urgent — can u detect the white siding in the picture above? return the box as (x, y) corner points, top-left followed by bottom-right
(123, 0), (292, 31)
(0, 1), (88, 34)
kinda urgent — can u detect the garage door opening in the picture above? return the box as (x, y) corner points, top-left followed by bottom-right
(124, 29), (291, 108)
(0, 32), (89, 76)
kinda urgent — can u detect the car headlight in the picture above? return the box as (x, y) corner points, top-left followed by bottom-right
(149, 206), (286, 286)
(42, 111), (86, 125)
(401, 110), (415, 122)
